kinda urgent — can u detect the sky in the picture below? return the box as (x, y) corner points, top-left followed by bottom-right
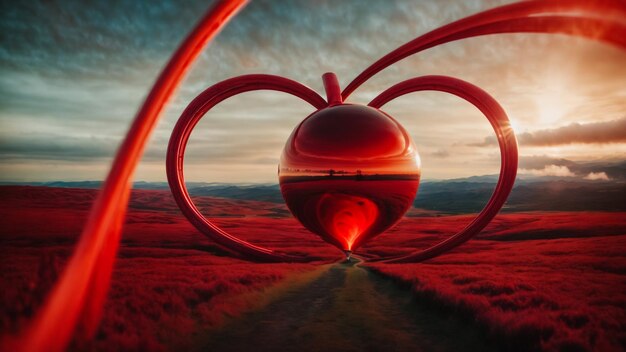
(0, 0), (625, 183)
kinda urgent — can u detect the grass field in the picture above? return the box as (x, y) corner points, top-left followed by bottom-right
(1, 186), (624, 351)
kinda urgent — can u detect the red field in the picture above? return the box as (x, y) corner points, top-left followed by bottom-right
(0, 186), (332, 350)
(1, 186), (625, 351)
(361, 211), (626, 350)
(367, 234), (626, 350)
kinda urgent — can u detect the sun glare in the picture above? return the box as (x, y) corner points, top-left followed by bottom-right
(508, 116), (521, 134)
(532, 67), (575, 127)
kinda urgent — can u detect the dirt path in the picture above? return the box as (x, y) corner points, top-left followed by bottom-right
(196, 260), (496, 352)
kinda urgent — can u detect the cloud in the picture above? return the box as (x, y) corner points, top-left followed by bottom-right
(0, 133), (117, 161)
(1, 0), (498, 182)
(520, 165), (576, 177)
(1, 0), (625, 182)
(429, 149), (450, 158)
(518, 155), (624, 180)
(473, 117), (626, 147)
(584, 172), (610, 181)
(518, 155), (576, 170)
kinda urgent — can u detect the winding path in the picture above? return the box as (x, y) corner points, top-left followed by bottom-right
(197, 260), (496, 352)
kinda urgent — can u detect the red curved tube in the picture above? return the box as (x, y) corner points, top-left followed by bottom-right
(166, 74), (327, 262)
(12, 1), (249, 351)
(368, 76), (518, 263)
(342, 0), (626, 100)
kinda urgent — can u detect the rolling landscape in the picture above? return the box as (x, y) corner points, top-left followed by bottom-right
(1, 177), (625, 351)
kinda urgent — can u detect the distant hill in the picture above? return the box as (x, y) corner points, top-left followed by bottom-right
(414, 179), (625, 213)
(188, 183), (283, 204)
(3, 176), (624, 213)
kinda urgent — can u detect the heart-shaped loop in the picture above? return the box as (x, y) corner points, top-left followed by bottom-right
(368, 75), (518, 263)
(166, 74), (327, 262)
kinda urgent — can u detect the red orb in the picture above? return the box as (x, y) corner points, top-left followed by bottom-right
(279, 103), (420, 254)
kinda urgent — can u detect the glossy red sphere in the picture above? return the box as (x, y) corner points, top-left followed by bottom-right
(279, 104), (420, 254)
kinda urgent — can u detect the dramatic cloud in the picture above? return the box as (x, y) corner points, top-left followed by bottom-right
(474, 118), (626, 147)
(1, 0), (625, 182)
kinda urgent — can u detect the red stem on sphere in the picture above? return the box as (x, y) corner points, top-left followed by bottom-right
(322, 72), (343, 106)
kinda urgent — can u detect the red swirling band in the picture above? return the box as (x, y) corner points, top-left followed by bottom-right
(12, 1), (249, 351)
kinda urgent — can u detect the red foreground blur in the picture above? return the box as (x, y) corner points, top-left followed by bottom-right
(8, 1), (249, 351)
